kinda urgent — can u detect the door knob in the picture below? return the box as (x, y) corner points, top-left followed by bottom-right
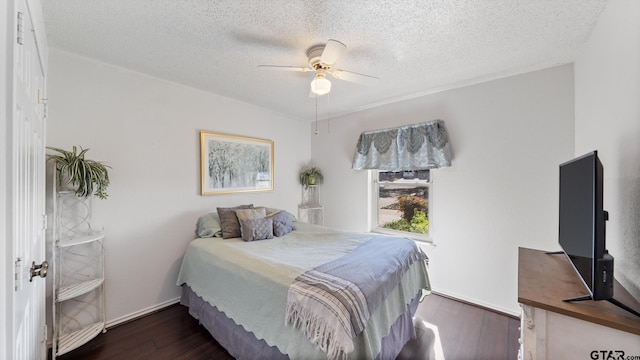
(29, 260), (48, 282)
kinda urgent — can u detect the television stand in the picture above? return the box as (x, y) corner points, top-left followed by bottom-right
(544, 251), (564, 255)
(563, 294), (592, 302)
(608, 298), (640, 319)
(562, 294), (640, 318)
(542, 251), (639, 317)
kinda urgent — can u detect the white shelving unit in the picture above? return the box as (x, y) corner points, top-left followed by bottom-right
(298, 184), (324, 225)
(51, 185), (106, 358)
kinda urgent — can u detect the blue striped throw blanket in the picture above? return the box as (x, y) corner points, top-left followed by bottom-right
(285, 236), (428, 360)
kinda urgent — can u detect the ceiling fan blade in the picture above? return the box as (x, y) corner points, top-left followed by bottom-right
(257, 65), (312, 72)
(320, 39), (346, 66)
(331, 69), (379, 86)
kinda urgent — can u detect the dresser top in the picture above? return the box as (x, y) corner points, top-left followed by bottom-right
(518, 247), (640, 335)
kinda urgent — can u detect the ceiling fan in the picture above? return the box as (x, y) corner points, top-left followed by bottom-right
(257, 39), (379, 97)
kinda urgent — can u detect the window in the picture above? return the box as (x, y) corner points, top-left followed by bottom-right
(373, 170), (431, 241)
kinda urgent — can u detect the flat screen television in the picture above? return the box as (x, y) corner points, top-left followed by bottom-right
(558, 150), (614, 301)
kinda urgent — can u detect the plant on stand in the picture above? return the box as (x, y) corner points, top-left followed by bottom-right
(47, 146), (111, 354)
(47, 146), (111, 199)
(299, 166), (324, 188)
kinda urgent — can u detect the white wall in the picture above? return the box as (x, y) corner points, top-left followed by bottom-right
(574, 0), (640, 302)
(46, 50), (310, 324)
(311, 65), (575, 315)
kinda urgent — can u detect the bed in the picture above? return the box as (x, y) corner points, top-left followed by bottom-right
(176, 207), (430, 360)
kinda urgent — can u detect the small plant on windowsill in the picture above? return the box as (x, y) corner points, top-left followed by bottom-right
(47, 146), (111, 199)
(299, 167), (323, 188)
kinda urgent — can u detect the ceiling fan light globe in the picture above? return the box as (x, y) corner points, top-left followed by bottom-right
(311, 76), (331, 95)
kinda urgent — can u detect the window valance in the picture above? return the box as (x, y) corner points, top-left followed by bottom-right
(351, 120), (452, 171)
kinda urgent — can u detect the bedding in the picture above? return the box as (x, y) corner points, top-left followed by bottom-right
(181, 285), (421, 360)
(235, 207), (267, 221)
(195, 212), (222, 238)
(217, 204), (254, 238)
(269, 210), (296, 236)
(286, 236), (427, 359)
(176, 221), (430, 359)
(235, 207), (272, 241)
(239, 217), (274, 241)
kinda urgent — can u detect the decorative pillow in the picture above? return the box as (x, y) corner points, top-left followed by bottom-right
(255, 206), (279, 217)
(217, 204), (254, 239)
(256, 206), (297, 222)
(285, 211), (298, 222)
(269, 210), (296, 237)
(239, 217), (274, 241)
(195, 212), (222, 238)
(235, 207), (267, 222)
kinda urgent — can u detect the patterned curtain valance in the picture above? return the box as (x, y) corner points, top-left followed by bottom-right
(352, 120), (452, 171)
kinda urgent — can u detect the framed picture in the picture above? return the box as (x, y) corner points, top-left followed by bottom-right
(200, 131), (274, 195)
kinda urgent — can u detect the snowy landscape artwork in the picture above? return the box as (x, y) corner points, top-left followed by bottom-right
(200, 131), (273, 195)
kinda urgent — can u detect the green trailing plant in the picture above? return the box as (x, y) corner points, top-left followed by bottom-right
(299, 167), (324, 187)
(47, 146), (111, 199)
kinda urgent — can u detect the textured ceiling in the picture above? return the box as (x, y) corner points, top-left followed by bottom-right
(42, 0), (608, 121)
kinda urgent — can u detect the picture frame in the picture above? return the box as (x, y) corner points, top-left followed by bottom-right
(200, 131), (274, 195)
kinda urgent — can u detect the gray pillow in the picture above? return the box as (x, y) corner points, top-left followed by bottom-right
(195, 213), (222, 238)
(217, 204), (254, 239)
(269, 210), (296, 237)
(235, 208), (266, 222)
(239, 217), (274, 241)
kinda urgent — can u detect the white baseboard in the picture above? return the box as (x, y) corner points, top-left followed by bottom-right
(106, 297), (181, 328)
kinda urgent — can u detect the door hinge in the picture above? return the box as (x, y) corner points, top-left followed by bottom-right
(37, 89), (48, 120)
(15, 257), (23, 291)
(17, 12), (24, 45)
(38, 89), (48, 106)
(42, 325), (47, 343)
(42, 214), (47, 230)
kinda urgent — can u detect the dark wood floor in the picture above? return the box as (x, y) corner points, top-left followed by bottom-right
(55, 294), (520, 360)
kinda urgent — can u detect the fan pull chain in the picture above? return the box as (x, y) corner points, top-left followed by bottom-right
(315, 95), (319, 135)
(326, 92), (331, 134)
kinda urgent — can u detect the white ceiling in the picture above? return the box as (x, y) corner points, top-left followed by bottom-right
(41, 0), (608, 121)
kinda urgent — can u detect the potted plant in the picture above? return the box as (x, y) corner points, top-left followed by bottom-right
(47, 146), (111, 199)
(299, 167), (323, 187)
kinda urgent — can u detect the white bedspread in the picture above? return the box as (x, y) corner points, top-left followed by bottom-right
(176, 222), (430, 359)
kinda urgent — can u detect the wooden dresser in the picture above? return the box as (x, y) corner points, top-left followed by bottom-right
(517, 247), (640, 360)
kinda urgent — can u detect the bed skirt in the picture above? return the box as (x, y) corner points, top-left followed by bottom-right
(180, 285), (420, 360)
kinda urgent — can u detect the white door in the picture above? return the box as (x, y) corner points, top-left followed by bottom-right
(10, 0), (48, 358)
